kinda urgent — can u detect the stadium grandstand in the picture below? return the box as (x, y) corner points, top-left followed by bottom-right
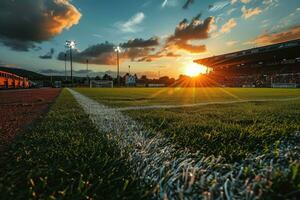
(0, 70), (29, 89)
(195, 39), (300, 88)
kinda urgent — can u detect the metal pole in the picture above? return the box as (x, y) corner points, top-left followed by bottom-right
(70, 46), (73, 86)
(64, 53), (67, 81)
(117, 51), (120, 86)
(86, 59), (89, 75)
(86, 59), (89, 87)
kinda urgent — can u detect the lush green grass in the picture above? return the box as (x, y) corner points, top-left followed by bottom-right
(77, 88), (300, 161)
(76, 87), (300, 198)
(75, 88), (300, 108)
(126, 100), (300, 161)
(0, 89), (149, 199)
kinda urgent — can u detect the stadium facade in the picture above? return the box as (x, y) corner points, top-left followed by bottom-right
(0, 70), (29, 89)
(194, 39), (300, 88)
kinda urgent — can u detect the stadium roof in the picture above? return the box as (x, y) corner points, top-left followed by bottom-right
(194, 39), (300, 69)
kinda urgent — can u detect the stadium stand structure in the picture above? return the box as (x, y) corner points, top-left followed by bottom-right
(0, 70), (29, 89)
(195, 39), (300, 88)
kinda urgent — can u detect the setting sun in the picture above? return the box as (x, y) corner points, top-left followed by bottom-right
(184, 63), (207, 77)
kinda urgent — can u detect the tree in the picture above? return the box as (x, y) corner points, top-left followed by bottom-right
(102, 74), (113, 80)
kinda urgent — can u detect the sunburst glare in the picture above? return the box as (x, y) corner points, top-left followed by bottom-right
(184, 62), (207, 77)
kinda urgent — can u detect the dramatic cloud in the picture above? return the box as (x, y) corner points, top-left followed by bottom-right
(39, 48), (55, 59)
(221, 18), (237, 33)
(57, 38), (160, 65)
(241, 6), (262, 19)
(0, 0), (81, 51)
(137, 51), (181, 62)
(165, 14), (215, 53)
(58, 42), (116, 65)
(248, 26), (300, 45)
(124, 47), (156, 61)
(171, 40), (207, 53)
(120, 37), (159, 48)
(171, 14), (215, 41)
(116, 12), (145, 33)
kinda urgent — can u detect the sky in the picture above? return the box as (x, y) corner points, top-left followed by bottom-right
(0, 0), (300, 78)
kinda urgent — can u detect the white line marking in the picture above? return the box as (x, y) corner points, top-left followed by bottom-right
(68, 88), (300, 199)
(106, 96), (300, 112)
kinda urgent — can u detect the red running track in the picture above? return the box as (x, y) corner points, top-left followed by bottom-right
(0, 88), (61, 150)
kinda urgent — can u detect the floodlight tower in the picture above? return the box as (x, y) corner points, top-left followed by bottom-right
(114, 46), (121, 86)
(86, 59), (89, 76)
(66, 40), (76, 86)
(86, 59), (90, 86)
(64, 53), (67, 81)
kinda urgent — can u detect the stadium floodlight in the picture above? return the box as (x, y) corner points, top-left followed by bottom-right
(66, 40), (76, 49)
(65, 40), (76, 86)
(114, 46), (122, 86)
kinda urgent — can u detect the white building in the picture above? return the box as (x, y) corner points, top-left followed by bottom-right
(124, 74), (136, 86)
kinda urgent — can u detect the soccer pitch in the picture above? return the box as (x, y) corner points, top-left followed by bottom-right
(1, 88), (299, 199)
(73, 87), (300, 199)
(75, 87), (300, 161)
(75, 87), (300, 108)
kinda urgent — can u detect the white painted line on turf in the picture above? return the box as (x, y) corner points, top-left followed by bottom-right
(68, 88), (300, 200)
(112, 96), (300, 112)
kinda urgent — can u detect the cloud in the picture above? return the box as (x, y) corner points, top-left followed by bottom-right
(162, 0), (168, 7)
(93, 34), (103, 38)
(171, 14), (215, 41)
(226, 40), (239, 46)
(137, 51), (181, 62)
(240, 0), (251, 3)
(165, 14), (215, 53)
(241, 6), (262, 19)
(57, 38), (160, 65)
(248, 26), (300, 45)
(209, 1), (230, 12)
(0, 0), (81, 51)
(58, 42), (116, 65)
(161, 0), (178, 8)
(263, 0), (279, 10)
(124, 47), (156, 61)
(120, 37), (159, 48)
(116, 12), (145, 33)
(39, 48), (55, 59)
(227, 8), (237, 15)
(171, 40), (207, 53)
(221, 18), (237, 33)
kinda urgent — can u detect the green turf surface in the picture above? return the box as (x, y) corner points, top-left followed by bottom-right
(0, 89), (149, 199)
(75, 88), (300, 108)
(75, 87), (300, 198)
(77, 88), (300, 161)
(126, 100), (300, 161)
